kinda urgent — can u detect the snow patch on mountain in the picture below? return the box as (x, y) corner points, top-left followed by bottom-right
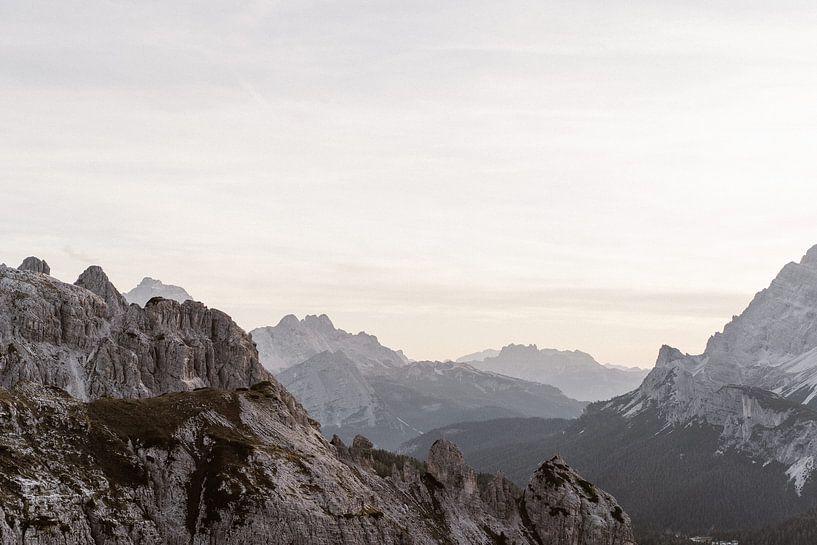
(787, 456), (815, 496)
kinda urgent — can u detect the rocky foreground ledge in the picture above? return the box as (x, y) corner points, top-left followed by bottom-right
(0, 381), (634, 545)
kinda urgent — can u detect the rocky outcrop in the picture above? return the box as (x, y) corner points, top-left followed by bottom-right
(17, 257), (49, 275)
(427, 439), (479, 502)
(0, 381), (633, 545)
(522, 456), (635, 545)
(123, 277), (194, 307)
(0, 263), (270, 400)
(74, 264), (128, 316)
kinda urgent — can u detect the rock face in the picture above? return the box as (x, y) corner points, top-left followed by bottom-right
(0, 381), (633, 545)
(17, 256), (50, 275)
(466, 344), (648, 401)
(123, 277), (194, 307)
(0, 263), (269, 400)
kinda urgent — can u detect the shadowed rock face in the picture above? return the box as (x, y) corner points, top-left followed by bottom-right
(0, 382), (634, 545)
(0, 263), (270, 400)
(17, 256), (49, 275)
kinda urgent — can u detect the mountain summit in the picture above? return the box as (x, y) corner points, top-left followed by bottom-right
(251, 314), (409, 374)
(123, 276), (194, 307)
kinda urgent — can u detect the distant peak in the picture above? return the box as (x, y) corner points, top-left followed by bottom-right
(656, 345), (685, 367)
(18, 256), (50, 275)
(499, 343), (540, 354)
(277, 314), (301, 327)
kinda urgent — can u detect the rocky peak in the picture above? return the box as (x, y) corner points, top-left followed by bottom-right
(523, 455), (635, 545)
(351, 434), (374, 450)
(426, 439), (478, 500)
(17, 256), (50, 275)
(250, 313), (409, 373)
(496, 343), (540, 360)
(74, 265), (128, 316)
(656, 344), (686, 367)
(123, 276), (194, 307)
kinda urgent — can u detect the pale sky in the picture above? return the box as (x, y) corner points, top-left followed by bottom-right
(3, 1), (817, 366)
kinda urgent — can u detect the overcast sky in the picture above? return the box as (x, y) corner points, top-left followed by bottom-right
(3, 1), (817, 366)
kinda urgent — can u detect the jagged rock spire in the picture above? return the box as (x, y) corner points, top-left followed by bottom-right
(74, 265), (128, 316)
(18, 256), (50, 275)
(427, 439), (478, 500)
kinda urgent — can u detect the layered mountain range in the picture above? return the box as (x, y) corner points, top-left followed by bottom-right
(403, 244), (817, 535)
(0, 256), (633, 545)
(251, 316), (585, 448)
(461, 344), (648, 401)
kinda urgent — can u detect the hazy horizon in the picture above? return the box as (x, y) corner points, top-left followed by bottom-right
(5, 1), (817, 366)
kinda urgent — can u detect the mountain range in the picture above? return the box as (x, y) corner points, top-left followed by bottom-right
(402, 244), (817, 537)
(461, 344), (649, 401)
(0, 256), (632, 545)
(252, 316), (585, 449)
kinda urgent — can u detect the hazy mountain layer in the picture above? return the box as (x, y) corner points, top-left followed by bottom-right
(464, 344), (648, 401)
(258, 315), (586, 448)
